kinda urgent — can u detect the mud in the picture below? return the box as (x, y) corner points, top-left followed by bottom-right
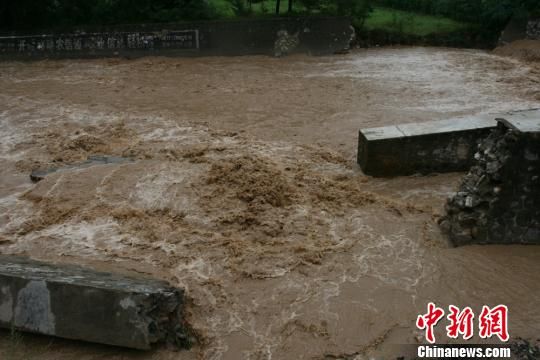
(0, 47), (539, 359)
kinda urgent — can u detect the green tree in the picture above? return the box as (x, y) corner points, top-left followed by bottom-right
(228, 0), (251, 16)
(331, 0), (373, 27)
(0, 0), (55, 30)
(299, 0), (321, 12)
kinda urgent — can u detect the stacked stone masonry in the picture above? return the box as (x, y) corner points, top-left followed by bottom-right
(527, 19), (540, 40)
(441, 110), (540, 246)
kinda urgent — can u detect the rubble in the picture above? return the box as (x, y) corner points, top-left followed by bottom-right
(510, 338), (540, 360)
(274, 29), (300, 57)
(527, 19), (540, 40)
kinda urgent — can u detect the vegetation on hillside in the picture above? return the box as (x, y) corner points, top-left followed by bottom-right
(0, 0), (368, 31)
(364, 7), (468, 36)
(0, 0), (536, 46)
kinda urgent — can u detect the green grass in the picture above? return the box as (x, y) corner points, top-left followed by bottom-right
(250, 0), (307, 15)
(364, 7), (469, 36)
(208, 0), (236, 18)
(208, 1), (468, 36)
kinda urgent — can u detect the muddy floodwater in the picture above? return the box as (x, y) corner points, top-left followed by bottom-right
(0, 47), (540, 359)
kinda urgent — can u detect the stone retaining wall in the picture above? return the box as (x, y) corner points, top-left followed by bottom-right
(0, 17), (353, 59)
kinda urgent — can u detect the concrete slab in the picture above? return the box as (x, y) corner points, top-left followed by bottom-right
(357, 115), (499, 177)
(495, 108), (540, 133)
(397, 115), (495, 137)
(360, 125), (406, 141)
(0, 255), (189, 350)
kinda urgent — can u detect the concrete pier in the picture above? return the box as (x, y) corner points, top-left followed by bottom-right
(357, 116), (497, 177)
(0, 255), (188, 350)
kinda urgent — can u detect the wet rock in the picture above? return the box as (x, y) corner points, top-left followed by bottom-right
(527, 19), (540, 40)
(509, 338), (540, 360)
(274, 29), (300, 57)
(0, 255), (191, 350)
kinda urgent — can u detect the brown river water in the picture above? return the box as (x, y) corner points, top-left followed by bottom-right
(0, 47), (539, 359)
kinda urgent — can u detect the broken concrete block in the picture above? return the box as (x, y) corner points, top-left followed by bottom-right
(357, 115), (497, 177)
(0, 255), (189, 350)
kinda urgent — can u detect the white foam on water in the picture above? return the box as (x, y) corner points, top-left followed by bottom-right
(308, 48), (540, 114)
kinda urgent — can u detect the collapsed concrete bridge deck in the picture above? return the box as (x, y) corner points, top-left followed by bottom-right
(357, 115), (498, 177)
(357, 108), (539, 245)
(0, 255), (188, 350)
